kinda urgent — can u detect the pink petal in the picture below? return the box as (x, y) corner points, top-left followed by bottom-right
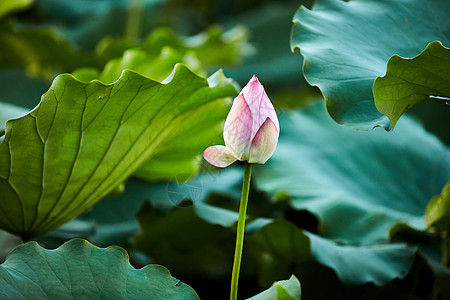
(223, 94), (253, 159)
(241, 76), (264, 113)
(203, 145), (237, 168)
(258, 90), (279, 133)
(241, 76), (279, 140)
(241, 76), (264, 137)
(248, 117), (279, 164)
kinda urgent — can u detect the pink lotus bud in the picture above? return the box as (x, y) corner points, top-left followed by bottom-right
(203, 75), (279, 167)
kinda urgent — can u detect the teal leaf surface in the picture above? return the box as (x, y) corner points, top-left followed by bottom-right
(0, 239), (198, 299)
(291, 0), (450, 130)
(255, 101), (450, 245)
(248, 220), (416, 286)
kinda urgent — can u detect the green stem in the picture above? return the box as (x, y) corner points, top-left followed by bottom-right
(230, 162), (252, 300)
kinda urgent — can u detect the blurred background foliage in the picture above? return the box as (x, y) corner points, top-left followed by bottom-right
(0, 0), (449, 299)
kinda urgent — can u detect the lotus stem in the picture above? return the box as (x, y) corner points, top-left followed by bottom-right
(230, 162), (252, 300)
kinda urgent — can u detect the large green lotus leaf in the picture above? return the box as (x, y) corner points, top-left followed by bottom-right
(133, 70), (234, 182)
(247, 275), (301, 300)
(374, 41), (450, 128)
(291, 0), (450, 130)
(254, 101), (450, 245)
(248, 220), (416, 286)
(74, 46), (238, 182)
(0, 64), (236, 239)
(0, 0), (33, 19)
(0, 238), (198, 299)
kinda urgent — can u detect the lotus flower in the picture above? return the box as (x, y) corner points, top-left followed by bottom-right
(203, 75), (279, 167)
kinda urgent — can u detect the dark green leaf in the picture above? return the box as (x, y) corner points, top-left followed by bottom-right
(39, 167), (244, 248)
(374, 41), (450, 127)
(291, 0), (450, 129)
(389, 222), (450, 299)
(248, 220), (416, 286)
(134, 201), (238, 279)
(0, 239), (198, 299)
(0, 21), (249, 82)
(20, 0), (164, 49)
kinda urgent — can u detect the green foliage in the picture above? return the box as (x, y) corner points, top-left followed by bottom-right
(134, 26), (249, 69)
(0, 22), (249, 81)
(0, 239), (198, 299)
(74, 26), (249, 83)
(134, 70), (235, 182)
(18, 0), (165, 49)
(73, 48), (202, 83)
(1, 0), (449, 298)
(247, 275), (301, 300)
(134, 201), (238, 278)
(129, 100), (448, 290)
(222, 1), (308, 87)
(0, 65), (236, 238)
(250, 101), (448, 287)
(39, 168), (244, 249)
(0, 23), (98, 79)
(426, 182), (450, 232)
(248, 220), (416, 286)
(291, 0), (450, 130)
(0, 0), (33, 20)
(255, 101), (450, 244)
(374, 41), (450, 127)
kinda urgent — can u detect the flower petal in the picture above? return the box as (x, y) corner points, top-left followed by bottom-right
(241, 76), (279, 140)
(223, 94), (253, 159)
(241, 75), (264, 112)
(241, 76), (264, 137)
(259, 90), (279, 133)
(248, 117), (279, 164)
(203, 145), (238, 168)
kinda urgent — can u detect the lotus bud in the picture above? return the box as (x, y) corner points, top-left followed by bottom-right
(203, 75), (279, 167)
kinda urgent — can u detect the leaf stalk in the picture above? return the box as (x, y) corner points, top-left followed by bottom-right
(230, 162), (252, 300)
